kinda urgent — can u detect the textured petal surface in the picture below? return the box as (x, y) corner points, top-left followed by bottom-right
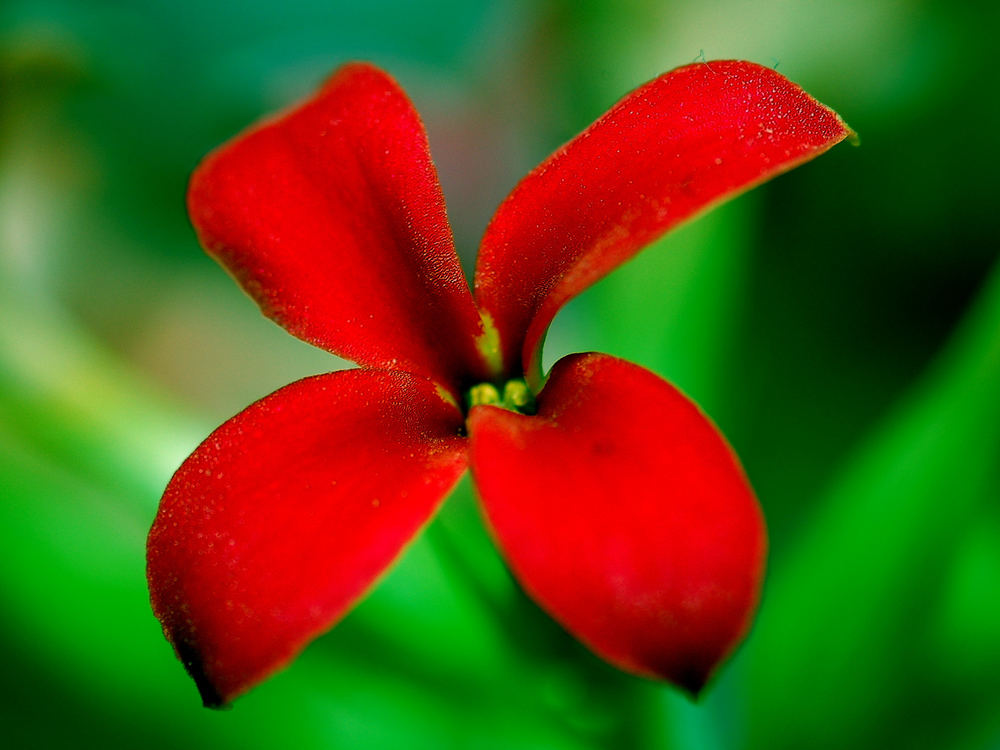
(474, 60), (852, 382)
(468, 353), (766, 693)
(147, 370), (467, 706)
(189, 63), (490, 391)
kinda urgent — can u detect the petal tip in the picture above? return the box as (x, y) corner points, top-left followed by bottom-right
(171, 636), (231, 709)
(614, 646), (722, 699)
(672, 670), (710, 702)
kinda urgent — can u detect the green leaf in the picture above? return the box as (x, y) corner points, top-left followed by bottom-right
(746, 260), (1000, 749)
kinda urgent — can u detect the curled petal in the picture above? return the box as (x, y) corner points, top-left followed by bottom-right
(474, 60), (853, 383)
(147, 370), (467, 706)
(189, 63), (490, 391)
(468, 353), (766, 694)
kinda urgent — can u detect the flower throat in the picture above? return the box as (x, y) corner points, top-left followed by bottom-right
(465, 378), (536, 415)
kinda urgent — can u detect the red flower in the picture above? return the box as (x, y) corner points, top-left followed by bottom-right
(147, 60), (851, 707)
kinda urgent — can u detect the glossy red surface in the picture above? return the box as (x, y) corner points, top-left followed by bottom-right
(469, 354), (766, 693)
(147, 370), (467, 705)
(188, 63), (490, 392)
(474, 61), (852, 382)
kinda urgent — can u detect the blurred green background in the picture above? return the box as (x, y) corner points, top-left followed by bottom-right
(2, 0), (998, 748)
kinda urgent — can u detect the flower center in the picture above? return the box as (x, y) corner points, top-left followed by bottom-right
(464, 378), (536, 415)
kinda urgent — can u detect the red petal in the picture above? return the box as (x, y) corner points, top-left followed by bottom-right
(468, 353), (766, 693)
(188, 63), (490, 390)
(146, 370), (467, 706)
(474, 60), (852, 382)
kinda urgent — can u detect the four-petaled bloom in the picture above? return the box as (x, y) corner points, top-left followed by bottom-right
(147, 60), (851, 707)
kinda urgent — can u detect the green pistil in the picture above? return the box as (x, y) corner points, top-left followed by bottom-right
(501, 379), (534, 412)
(467, 382), (502, 408)
(464, 378), (536, 415)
